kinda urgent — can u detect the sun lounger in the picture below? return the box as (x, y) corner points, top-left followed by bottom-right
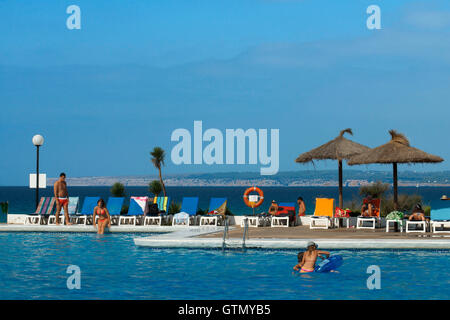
(77, 196), (100, 225)
(48, 197), (79, 225)
(25, 197), (56, 225)
(405, 219), (429, 233)
(172, 197), (198, 226)
(144, 196), (170, 226)
(385, 211), (405, 232)
(172, 197), (199, 226)
(241, 215), (266, 227)
(310, 198), (334, 229)
(119, 196), (148, 226)
(199, 198), (227, 226)
(105, 197), (124, 225)
(430, 208), (450, 233)
(270, 202), (296, 227)
(356, 198), (381, 229)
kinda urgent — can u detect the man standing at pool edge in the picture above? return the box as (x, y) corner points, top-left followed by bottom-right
(54, 173), (71, 225)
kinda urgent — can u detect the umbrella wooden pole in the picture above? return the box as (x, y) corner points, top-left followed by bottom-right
(393, 162), (398, 210)
(338, 160), (343, 209)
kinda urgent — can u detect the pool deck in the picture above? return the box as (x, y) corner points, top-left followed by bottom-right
(133, 226), (450, 249)
(0, 224), (223, 234)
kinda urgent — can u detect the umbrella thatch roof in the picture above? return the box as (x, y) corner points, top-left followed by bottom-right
(348, 130), (443, 165)
(295, 129), (371, 163)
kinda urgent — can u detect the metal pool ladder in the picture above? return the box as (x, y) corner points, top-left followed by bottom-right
(242, 217), (249, 250)
(222, 218), (229, 251)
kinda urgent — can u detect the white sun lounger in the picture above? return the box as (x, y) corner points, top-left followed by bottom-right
(430, 208), (450, 233)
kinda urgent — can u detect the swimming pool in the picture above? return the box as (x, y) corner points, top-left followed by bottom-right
(1, 232), (449, 299)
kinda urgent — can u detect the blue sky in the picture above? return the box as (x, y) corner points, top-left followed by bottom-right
(1, 0), (450, 185)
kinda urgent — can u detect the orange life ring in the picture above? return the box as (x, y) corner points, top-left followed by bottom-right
(243, 187), (264, 208)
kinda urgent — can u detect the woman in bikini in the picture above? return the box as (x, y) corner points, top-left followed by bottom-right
(299, 241), (330, 273)
(93, 199), (111, 234)
(361, 196), (374, 217)
(408, 203), (426, 221)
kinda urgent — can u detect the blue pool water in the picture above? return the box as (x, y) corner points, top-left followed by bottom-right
(1, 232), (450, 300)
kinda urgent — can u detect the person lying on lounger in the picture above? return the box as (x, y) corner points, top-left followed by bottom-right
(93, 199), (111, 234)
(361, 196), (374, 217)
(408, 204), (426, 221)
(299, 241), (330, 273)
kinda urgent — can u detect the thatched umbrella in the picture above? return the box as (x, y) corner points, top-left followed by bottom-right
(295, 129), (371, 208)
(348, 130), (443, 210)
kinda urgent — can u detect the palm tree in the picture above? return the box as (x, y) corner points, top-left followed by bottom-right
(111, 182), (126, 197)
(149, 180), (162, 197)
(150, 147), (167, 196)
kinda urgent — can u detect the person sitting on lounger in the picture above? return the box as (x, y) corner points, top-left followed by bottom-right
(299, 241), (330, 273)
(268, 200), (279, 215)
(93, 199), (111, 234)
(361, 196), (374, 217)
(409, 204), (426, 221)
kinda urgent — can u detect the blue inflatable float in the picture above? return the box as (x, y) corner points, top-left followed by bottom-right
(314, 255), (343, 273)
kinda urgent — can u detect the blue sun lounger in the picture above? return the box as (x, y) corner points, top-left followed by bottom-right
(172, 197), (199, 226)
(119, 196), (148, 226)
(48, 197), (79, 225)
(200, 197), (227, 226)
(106, 197), (124, 225)
(77, 196), (100, 225)
(431, 208), (450, 233)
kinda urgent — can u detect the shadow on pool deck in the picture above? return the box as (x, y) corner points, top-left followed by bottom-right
(199, 225), (446, 240)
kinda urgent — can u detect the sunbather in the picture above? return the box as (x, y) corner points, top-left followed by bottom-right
(409, 204), (426, 221)
(299, 241), (330, 273)
(268, 200), (279, 215)
(361, 196), (374, 217)
(93, 199), (111, 234)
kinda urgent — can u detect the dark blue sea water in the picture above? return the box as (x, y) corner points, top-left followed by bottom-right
(1, 186), (450, 218)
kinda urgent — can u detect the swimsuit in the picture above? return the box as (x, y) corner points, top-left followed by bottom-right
(300, 267), (314, 273)
(58, 197), (68, 206)
(97, 208), (108, 222)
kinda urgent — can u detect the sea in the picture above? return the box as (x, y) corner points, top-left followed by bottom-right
(1, 186), (450, 220)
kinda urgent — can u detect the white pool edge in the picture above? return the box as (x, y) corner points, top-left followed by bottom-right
(134, 236), (450, 249)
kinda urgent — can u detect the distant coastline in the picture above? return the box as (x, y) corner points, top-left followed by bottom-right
(45, 170), (450, 187)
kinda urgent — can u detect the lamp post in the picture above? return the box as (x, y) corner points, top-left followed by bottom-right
(32, 135), (44, 209)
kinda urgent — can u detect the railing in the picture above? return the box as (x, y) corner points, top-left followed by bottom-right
(222, 218), (229, 251)
(242, 217), (249, 250)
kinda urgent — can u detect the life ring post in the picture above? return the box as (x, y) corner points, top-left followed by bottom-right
(243, 187), (264, 214)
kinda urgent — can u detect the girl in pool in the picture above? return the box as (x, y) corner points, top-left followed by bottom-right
(299, 241), (330, 273)
(293, 252), (304, 272)
(93, 199), (111, 234)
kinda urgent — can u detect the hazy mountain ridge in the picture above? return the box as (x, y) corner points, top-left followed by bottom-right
(46, 170), (450, 187)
